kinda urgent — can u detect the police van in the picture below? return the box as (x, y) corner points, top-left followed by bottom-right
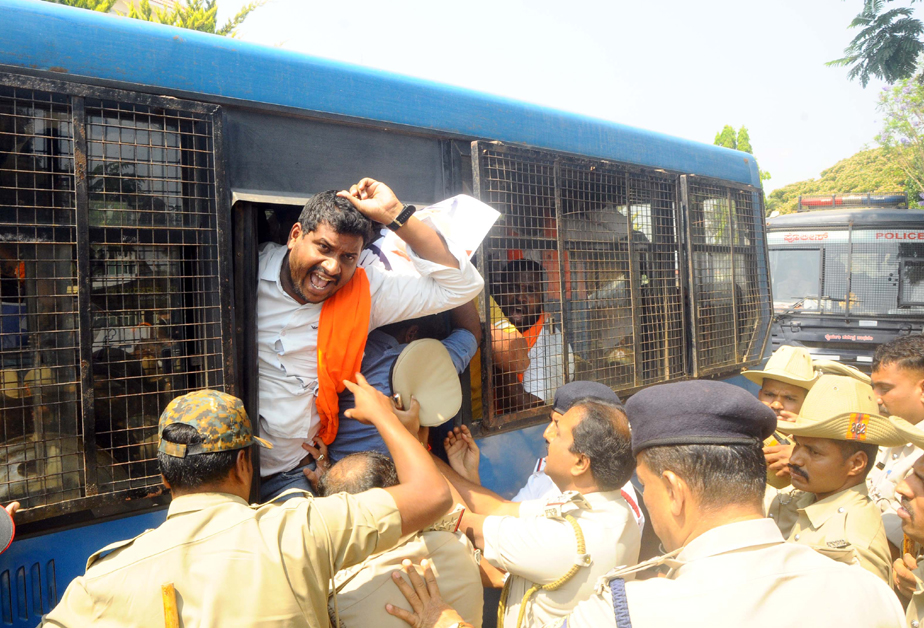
(768, 194), (924, 371)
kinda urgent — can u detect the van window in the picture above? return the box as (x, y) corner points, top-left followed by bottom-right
(769, 248), (821, 311)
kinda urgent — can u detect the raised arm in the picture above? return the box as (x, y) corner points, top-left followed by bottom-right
(450, 299), (483, 346)
(338, 178), (458, 268)
(344, 374), (452, 534)
(433, 454), (519, 517)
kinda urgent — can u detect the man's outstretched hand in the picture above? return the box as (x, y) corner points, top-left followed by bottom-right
(444, 425), (480, 484)
(386, 559), (469, 628)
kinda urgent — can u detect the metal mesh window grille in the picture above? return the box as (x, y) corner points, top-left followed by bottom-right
(0, 80), (226, 522)
(474, 143), (689, 429)
(768, 228), (924, 316)
(687, 181), (771, 375)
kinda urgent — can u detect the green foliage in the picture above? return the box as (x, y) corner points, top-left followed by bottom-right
(764, 148), (912, 215)
(877, 78), (924, 194)
(713, 124), (771, 184)
(41, 0), (263, 37)
(828, 0), (924, 87)
(714, 125), (737, 149)
(736, 126), (753, 154)
(124, 0), (263, 36)
(43, 0), (117, 11)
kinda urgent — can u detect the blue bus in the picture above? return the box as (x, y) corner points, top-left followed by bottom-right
(0, 1), (771, 624)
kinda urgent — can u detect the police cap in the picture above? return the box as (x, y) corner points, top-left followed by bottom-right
(626, 380), (776, 456)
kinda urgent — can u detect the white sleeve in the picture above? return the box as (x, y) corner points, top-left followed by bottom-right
(366, 236), (483, 329)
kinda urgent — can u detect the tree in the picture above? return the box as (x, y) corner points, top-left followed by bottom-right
(43, 0), (117, 10)
(714, 125), (737, 149)
(713, 125), (771, 182)
(41, 0), (263, 37)
(765, 148), (911, 215)
(828, 0), (924, 87)
(876, 78), (924, 194)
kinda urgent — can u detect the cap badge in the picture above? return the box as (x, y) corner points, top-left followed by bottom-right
(846, 413), (871, 441)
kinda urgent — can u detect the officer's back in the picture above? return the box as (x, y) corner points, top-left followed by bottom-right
(41, 382), (452, 627)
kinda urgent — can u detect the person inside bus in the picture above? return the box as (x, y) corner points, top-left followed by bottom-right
(491, 259), (574, 413)
(767, 374), (895, 582)
(741, 345), (818, 490)
(39, 384), (452, 627)
(315, 301), (481, 466)
(384, 381), (904, 628)
(869, 335), (924, 551)
(257, 178), (483, 501)
(433, 384), (640, 628)
(318, 451), (483, 628)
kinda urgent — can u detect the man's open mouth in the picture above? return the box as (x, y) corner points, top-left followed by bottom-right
(309, 270), (335, 291)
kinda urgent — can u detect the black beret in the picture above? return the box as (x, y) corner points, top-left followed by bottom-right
(553, 381), (623, 415)
(626, 380), (776, 456)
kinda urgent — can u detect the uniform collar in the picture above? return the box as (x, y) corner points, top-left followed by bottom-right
(166, 492), (250, 518)
(582, 489), (623, 505)
(678, 518), (784, 563)
(800, 483), (870, 529)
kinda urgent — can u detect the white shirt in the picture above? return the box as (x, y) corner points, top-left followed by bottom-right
(868, 443), (923, 547)
(507, 322), (575, 403)
(512, 461), (645, 532)
(554, 518), (904, 628)
(483, 490), (640, 628)
(257, 241), (483, 476)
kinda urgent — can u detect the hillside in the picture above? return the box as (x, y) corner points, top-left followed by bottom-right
(764, 148), (911, 215)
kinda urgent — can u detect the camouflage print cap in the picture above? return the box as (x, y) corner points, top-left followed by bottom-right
(157, 389), (272, 458)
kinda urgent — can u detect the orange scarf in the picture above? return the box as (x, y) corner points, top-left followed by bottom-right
(316, 268), (371, 445)
(517, 312), (545, 383)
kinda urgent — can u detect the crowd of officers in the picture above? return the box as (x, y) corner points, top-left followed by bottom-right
(19, 181), (924, 627)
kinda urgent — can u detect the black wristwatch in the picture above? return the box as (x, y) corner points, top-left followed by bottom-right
(386, 203), (416, 231)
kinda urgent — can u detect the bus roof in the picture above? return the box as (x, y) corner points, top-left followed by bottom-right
(767, 208), (924, 229)
(0, 0), (761, 188)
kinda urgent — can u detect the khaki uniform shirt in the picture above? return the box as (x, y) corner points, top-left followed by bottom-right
(545, 518), (905, 628)
(41, 489), (402, 627)
(766, 483), (891, 582)
(869, 443), (923, 547)
(483, 490), (640, 628)
(331, 531), (483, 628)
(906, 562), (924, 628)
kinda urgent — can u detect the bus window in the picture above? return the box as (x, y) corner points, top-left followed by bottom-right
(686, 181), (771, 375)
(0, 85), (228, 522)
(474, 143), (696, 429)
(769, 248), (822, 311)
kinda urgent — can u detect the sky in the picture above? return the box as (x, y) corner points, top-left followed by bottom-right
(215, 0), (919, 193)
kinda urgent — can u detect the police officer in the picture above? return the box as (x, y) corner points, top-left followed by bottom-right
(386, 380), (906, 628)
(768, 374), (918, 582)
(742, 344), (818, 489)
(890, 454), (924, 627)
(320, 452), (483, 628)
(869, 335), (924, 550)
(40, 376), (451, 627)
(436, 381), (640, 628)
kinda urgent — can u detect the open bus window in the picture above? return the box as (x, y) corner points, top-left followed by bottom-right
(0, 86), (226, 520)
(769, 249), (822, 311)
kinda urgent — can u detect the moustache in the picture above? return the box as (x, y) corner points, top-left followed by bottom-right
(788, 464), (809, 481)
(308, 265), (340, 285)
(901, 497), (916, 522)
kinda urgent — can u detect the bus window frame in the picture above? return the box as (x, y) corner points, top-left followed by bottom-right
(0, 71), (236, 527)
